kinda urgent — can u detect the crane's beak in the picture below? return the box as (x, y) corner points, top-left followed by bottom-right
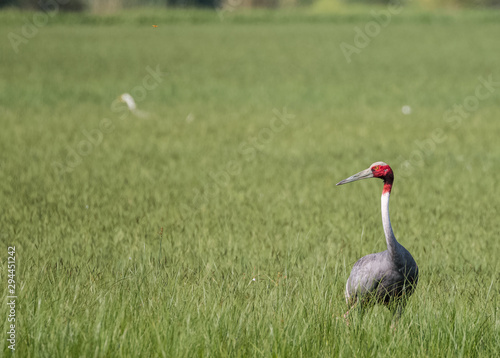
(336, 168), (373, 186)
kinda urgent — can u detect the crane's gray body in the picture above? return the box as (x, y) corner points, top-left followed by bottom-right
(337, 162), (419, 315)
(345, 245), (418, 307)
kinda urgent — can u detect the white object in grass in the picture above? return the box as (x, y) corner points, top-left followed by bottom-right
(119, 93), (149, 118)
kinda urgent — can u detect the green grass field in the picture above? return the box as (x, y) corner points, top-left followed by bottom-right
(1, 7), (499, 357)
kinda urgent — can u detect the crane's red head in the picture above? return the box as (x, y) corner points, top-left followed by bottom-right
(336, 161), (394, 194)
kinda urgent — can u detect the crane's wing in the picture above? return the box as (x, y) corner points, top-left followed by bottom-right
(345, 251), (394, 305)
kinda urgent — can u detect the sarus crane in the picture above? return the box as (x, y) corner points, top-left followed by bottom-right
(336, 162), (418, 323)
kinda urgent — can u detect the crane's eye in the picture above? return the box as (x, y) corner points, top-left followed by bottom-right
(373, 166), (379, 171)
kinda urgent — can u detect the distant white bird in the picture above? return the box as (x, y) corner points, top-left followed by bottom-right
(119, 93), (149, 118)
(402, 105), (411, 115)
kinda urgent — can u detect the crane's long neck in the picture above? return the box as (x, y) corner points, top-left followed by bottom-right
(381, 181), (400, 256)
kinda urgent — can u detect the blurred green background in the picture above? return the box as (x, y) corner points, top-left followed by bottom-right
(0, 1), (499, 357)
